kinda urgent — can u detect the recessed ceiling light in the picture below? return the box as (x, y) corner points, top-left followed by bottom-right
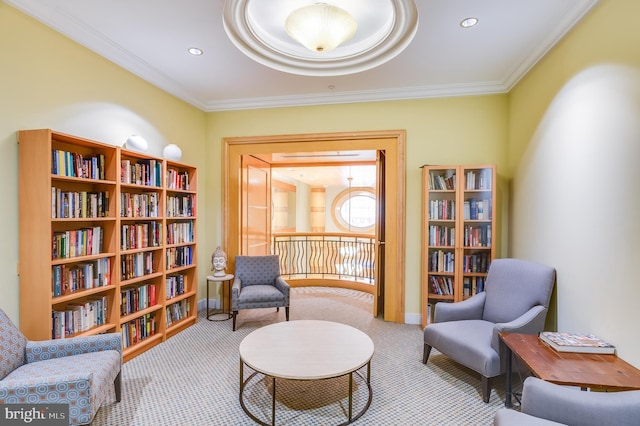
(188, 47), (203, 56)
(460, 17), (478, 28)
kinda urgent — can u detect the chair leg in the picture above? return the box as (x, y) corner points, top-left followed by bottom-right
(114, 371), (122, 402)
(422, 344), (432, 364)
(276, 307), (280, 312)
(232, 311), (238, 331)
(285, 307), (290, 321)
(481, 375), (491, 403)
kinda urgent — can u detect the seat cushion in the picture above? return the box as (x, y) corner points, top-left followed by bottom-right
(238, 284), (286, 309)
(424, 319), (501, 377)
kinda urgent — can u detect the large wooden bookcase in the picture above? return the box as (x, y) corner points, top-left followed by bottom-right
(420, 164), (496, 328)
(18, 129), (198, 361)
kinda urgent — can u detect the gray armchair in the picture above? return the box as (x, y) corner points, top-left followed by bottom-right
(494, 376), (640, 426)
(232, 255), (290, 331)
(0, 309), (121, 425)
(423, 258), (556, 402)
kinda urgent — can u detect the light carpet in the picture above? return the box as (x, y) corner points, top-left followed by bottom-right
(93, 287), (512, 425)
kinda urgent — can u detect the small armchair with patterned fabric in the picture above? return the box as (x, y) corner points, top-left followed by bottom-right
(232, 255), (290, 331)
(0, 309), (122, 425)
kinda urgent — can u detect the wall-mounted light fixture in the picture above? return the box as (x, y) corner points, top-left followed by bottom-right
(125, 135), (148, 153)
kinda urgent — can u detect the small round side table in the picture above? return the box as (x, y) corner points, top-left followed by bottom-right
(206, 273), (234, 321)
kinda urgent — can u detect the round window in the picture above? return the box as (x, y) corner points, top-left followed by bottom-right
(332, 188), (376, 233)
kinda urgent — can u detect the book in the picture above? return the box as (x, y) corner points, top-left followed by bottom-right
(539, 331), (616, 354)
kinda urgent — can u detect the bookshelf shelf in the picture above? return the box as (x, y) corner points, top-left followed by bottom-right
(120, 271), (164, 286)
(166, 317), (196, 333)
(167, 289), (197, 304)
(421, 165), (496, 328)
(122, 333), (164, 359)
(52, 285), (115, 303)
(18, 129), (198, 362)
(120, 305), (163, 324)
(77, 323), (117, 336)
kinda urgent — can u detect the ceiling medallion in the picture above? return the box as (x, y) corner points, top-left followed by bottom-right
(223, 0), (419, 76)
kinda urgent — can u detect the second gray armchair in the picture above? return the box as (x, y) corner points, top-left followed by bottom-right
(232, 255), (290, 331)
(494, 376), (640, 426)
(423, 258), (556, 403)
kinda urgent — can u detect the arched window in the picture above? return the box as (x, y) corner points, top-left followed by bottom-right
(331, 187), (376, 233)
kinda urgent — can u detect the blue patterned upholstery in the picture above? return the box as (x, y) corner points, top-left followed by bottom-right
(0, 309), (122, 425)
(0, 311), (27, 380)
(232, 255), (290, 330)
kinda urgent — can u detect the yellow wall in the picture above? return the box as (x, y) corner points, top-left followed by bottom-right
(206, 97), (509, 322)
(0, 4), (206, 321)
(509, 0), (640, 365)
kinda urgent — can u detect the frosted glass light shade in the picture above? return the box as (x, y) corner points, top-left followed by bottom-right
(285, 4), (357, 53)
(163, 144), (182, 161)
(125, 135), (148, 152)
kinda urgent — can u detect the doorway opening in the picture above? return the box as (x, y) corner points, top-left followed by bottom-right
(271, 161), (377, 291)
(223, 130), (406, 323)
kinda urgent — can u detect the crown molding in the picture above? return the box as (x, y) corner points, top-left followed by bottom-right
(502, 0), (600, 91)
(6, 0), (601, 113)
(204, 81), (509, 112)
(5, 0), (209, 111)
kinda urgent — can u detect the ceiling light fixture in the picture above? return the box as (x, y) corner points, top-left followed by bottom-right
(187, 47), (203, 56)
(285, 3), (357, 53)
(460, 17), (478, 28)
(223, 0), (419, 77)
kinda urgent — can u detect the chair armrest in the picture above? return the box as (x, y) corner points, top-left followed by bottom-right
(274, 276), (290, 305)
(26, 332), (122, 363)
(521, 376), (640, 426)
(274, 276), (290, 293)
(491, 305), (547, 350)
(0, 374), (92, 403)
(232, 277), (242, 308)
(434, 292), (485, 323)
(0, 373), (93, 388)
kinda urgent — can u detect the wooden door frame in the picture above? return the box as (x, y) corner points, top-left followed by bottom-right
(222, 130), (406, 323)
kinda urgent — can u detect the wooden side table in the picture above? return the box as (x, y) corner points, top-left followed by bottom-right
(500, 332), (640, 408)
(206, 274), (234, 321)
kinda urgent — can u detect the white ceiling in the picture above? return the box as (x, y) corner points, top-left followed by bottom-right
(273, 164), (377, 188)
(6, 0), (599, 112)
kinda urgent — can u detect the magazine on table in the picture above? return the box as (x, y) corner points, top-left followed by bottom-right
(538, 331), (616, 354)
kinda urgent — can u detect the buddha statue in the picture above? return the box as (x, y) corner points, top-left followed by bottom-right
(211, 245), (227, 277)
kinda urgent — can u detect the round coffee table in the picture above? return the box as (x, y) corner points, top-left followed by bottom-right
(239, 320), (374, 425)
